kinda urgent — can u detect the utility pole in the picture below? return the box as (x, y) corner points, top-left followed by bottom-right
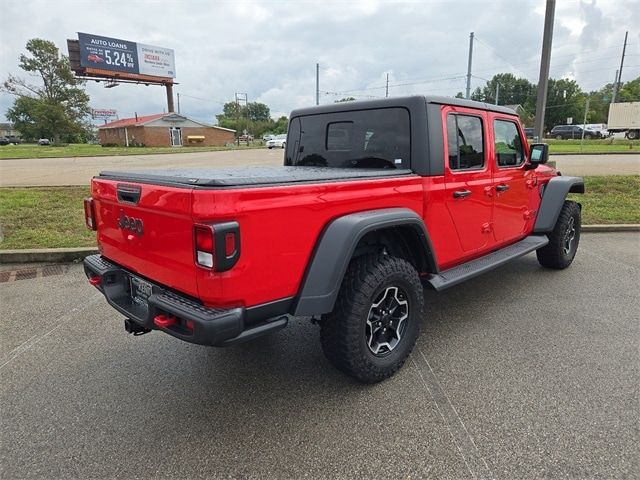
(316, 63), (320, 105)
(235, 92), (248, 145)
(495, 83), (500, 105)
(611, 31), (628, 104)
(465, 32), (474, 99)
(386, 73), (389, 98)
(580, 96), (590, 153)
(533, 0), (555, 141)
(609, 69), (619, 106)
(177, 92), (181, 114)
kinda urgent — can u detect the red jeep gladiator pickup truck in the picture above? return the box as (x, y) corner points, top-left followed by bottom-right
(84, 96), (584, 383)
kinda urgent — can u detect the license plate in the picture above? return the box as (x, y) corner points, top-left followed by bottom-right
(129, 275), (153, 305)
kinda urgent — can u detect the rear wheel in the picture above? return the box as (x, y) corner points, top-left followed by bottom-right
(627, 130), (638, 140)
(537, 200), (581, 269)
(320, 254), (423, 383)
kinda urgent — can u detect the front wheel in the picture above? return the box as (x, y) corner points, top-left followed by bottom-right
(627, 130), (638, 140)
(320, 254), (424, 383)
(537, 200), (581, 269)
(281, 142), (286, 149)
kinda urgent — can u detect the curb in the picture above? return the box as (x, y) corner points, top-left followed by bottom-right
(1, 225), (638, 264)
(0, 247), (98, 264)
(581, 224), (640, 232)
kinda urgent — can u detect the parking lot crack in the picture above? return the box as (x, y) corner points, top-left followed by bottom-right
(412, 348), (495, 480)
(0, 293), (101, 369)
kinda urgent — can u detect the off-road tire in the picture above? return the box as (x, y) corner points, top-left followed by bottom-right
(320, 254), (424, 383)
(537, 200), (581, 269)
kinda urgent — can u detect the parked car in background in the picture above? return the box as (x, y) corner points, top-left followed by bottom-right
(262, 134), (276, 142)
(266, 134), (287, 149)
(583, 123), (609, 138)
(549, 125), (601, 140)
(0, 137), (10, 146)
(524, 127), (534, 139)
(3, 135), (21, 144)
(38, 138), (51, 145)
(238, 134), (254, 142)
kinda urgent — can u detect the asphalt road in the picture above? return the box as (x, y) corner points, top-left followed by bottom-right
(0, 150), (638, 186)
(1, 232), (638, 479)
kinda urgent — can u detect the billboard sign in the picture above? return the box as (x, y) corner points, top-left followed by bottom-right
(91, 109), (118, 119)
(78, 33), (175, 78)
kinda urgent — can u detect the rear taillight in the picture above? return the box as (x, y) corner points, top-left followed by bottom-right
(195, 225), (215, 268)
(194, 222), (241, 271)
(84, 197), (96, 230)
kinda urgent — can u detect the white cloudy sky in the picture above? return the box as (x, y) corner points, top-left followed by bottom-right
(1, 0), (639, 124)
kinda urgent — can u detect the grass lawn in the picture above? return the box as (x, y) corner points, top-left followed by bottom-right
(547, 138), (640, 154)
(568, 175), (640, 224)
(0, 176), (638, 250)
(0, 143), (262, 159)
(0, 187), (95, 249)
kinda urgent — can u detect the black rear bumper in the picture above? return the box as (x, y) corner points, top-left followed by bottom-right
(83, 255), (287, 346)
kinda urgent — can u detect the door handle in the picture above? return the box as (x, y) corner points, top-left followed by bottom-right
(496, 184), (510, 192)
(453, 189), (471, 198)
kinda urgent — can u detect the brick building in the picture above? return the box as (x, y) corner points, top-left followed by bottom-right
(98, 113), (235, 147)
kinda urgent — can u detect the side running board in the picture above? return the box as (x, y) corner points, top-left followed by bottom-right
(425, 235), (549, 291)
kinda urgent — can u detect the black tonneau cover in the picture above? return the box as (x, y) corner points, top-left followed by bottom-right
(98, 166), (415, 187)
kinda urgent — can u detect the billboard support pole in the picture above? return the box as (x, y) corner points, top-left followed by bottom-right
(166, 84), (175, 113)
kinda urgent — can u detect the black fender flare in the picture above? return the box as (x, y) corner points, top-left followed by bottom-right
(293, 208), (437, 316)
(533, 176), (584, 233)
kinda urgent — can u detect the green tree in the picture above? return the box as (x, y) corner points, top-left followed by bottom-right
(619, 76), (640, 102)
(2, 38), (91, 142)
(471, 73), (536, 110)
(543, 78), (586, 131)
(272, 116), (288, 134)
(215, 101), (273, 137)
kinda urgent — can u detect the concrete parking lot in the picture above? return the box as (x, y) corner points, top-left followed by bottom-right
(1, 232), (638, 479)
(0, 150), (638, 186)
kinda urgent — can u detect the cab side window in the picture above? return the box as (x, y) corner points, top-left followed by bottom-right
(494, 120), (524, 167)
(447, 114), (484, 171)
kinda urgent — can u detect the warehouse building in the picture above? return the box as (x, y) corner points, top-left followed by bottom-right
(98, 113), (235, 147)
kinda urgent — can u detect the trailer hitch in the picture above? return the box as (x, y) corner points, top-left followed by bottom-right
(124, 319), (151, 336)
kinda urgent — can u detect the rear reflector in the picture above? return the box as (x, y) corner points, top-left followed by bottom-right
(88, 275), (101, 286)
(84, 197), (96, 230)
(225, 232), (237, 257)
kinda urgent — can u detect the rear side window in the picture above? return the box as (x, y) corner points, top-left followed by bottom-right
(285, 107), (410, 169)
(447, 114), (484, 170)
(494, 120), (524, 167)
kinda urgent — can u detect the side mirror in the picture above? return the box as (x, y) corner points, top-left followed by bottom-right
(527, 143), (549, 170)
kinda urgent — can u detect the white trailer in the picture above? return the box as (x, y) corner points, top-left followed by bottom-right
(607, 102), (640, 139)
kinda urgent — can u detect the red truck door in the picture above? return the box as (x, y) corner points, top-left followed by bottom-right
(443, 108), (494, 253)
(489, 115), (531, 244)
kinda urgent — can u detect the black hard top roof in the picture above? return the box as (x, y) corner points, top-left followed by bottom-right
(289, 95), (517, 117)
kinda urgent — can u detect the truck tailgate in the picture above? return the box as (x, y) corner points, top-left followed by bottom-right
(92, 178), (198, 298)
